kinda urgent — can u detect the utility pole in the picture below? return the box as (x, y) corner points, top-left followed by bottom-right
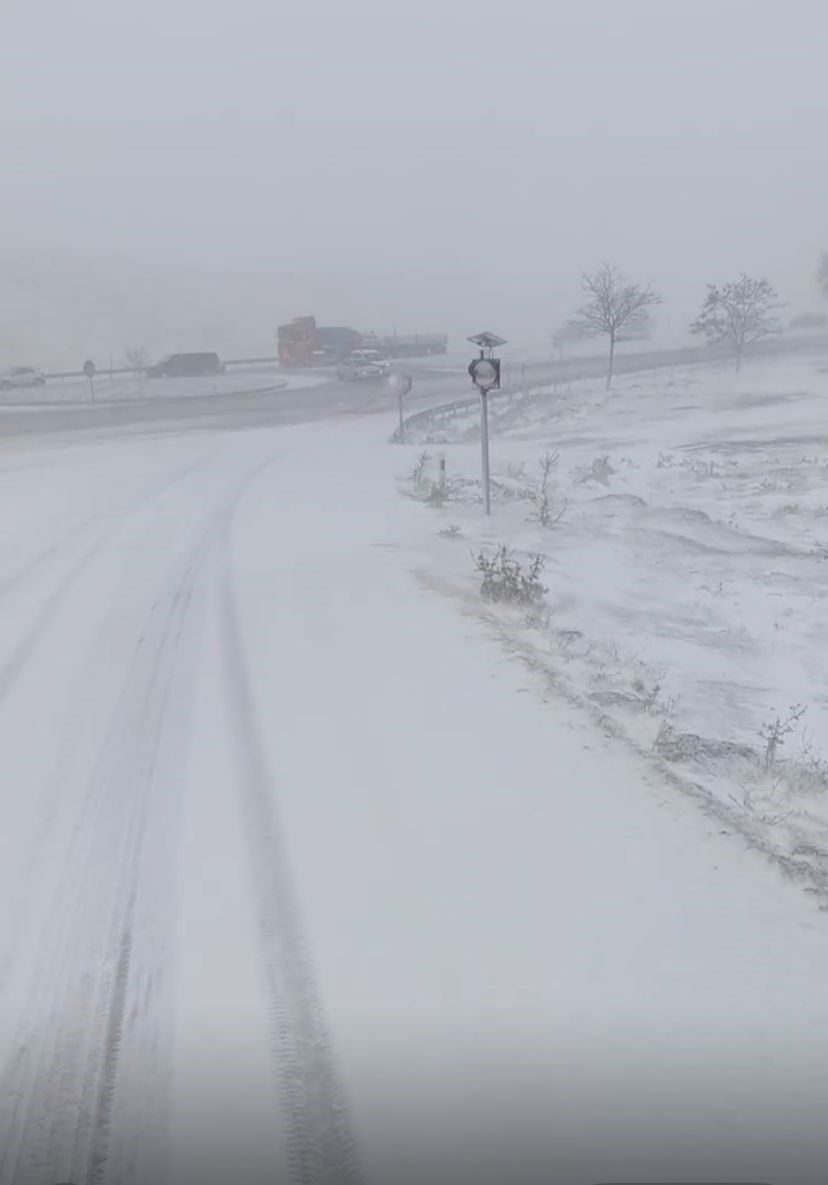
(467, 332), (506, 516)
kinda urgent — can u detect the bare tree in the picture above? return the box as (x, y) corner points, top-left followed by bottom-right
(690, 275), (782, 371)
(568, 263), (660, 389)
(123, 344), (150, 371)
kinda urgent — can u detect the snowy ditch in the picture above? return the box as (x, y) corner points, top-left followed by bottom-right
(394, 355), (828, 898)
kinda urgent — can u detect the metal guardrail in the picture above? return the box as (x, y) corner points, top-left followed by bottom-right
(389, 376), (554, 443)
(45, 365), (138, 380)
(389, 393), (498, 443)
(43, 356), (283, 381)
(389, 334), (828, 444)
(0, 377), (289, 411)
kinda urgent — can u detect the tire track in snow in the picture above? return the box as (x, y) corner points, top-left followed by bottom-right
(0, 518), (213, 1185)
(218, 519), (364, 1185)
(0, 454), (208, 607)
(0, 454), (212, 713)
(0, 455), (282, 1185)
(0, 454), (220, 1000)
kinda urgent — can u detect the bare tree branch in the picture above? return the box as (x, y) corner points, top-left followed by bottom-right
(567, 264), (660, 388)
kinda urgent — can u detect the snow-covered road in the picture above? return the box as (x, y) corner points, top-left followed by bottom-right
(1, 415), (827, 1185)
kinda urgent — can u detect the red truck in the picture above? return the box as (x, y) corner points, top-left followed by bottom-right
(276, 317), (362, 368)
(277, 316), (449, 368)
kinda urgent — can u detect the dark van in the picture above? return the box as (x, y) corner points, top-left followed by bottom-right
(146, 352), (224, 379)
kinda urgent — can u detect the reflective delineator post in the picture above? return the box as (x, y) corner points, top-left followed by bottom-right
(388, 371), (412, 444)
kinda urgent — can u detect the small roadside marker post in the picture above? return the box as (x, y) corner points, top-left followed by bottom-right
(83, 359), (97, 402)
(388, 371), (413, 443)
(467, 332), (506, 516)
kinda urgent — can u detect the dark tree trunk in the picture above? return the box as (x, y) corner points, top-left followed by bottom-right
(606, 333), (616, 389)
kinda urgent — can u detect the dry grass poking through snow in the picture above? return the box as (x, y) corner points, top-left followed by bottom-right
(398, 353), (828, 897)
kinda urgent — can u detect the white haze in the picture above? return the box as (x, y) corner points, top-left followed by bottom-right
(2, 0), (827, 365)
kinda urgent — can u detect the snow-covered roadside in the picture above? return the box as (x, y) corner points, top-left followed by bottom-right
(394, 354), (828, 898)
(226, 420), (828, 1185)
(0, 367), (332, 407)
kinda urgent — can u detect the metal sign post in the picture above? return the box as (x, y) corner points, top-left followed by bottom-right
(387, 371), (413, 442)
(480, 387), (491, 514)
(467, 333), (506, 516)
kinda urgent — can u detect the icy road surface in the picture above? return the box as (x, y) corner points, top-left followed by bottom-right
(0, 413), (827, 1185)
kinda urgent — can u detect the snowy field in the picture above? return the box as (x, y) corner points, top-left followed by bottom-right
(0, 393), (827, 1184)
(398, 353), (828, 898)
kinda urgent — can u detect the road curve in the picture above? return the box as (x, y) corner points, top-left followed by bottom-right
(0, 389), (827, 1185)
(4, 335), (828, 445)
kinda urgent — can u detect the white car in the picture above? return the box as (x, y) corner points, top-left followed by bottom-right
(336, 349), (390, 381)
(0, 366), (46, 389)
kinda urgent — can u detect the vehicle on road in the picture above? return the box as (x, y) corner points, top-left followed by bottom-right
(277, 316), (318, 368)
(362, 332), (448, 358)
(146, 352), (224, 379)
(0, 366), (46, 389)
(336, 349), (391, 381)
(277, 316), (362, 368)
(277, 316), (448, 367)
(315, 325), (363, 365)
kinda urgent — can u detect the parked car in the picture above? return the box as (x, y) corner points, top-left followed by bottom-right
(0, 366), (46, 389)
(145, 352), (224, 379)
(336, 349), (390, 381)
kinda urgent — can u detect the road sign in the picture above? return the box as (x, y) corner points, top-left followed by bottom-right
(468, 338), (505, 517)
(469, 358), (500, 391)
(387, 371), (412, 397)
(82, 359), (97, 402)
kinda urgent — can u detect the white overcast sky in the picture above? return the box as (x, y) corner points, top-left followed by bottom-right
(2, 0), (827, 349)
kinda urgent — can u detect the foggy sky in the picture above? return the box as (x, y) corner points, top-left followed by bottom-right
(2, 0), (827, 356)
